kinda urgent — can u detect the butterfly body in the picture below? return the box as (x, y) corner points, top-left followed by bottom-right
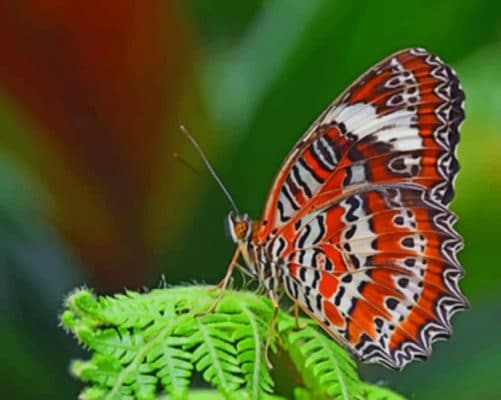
(225, 212), (282, 292)
(225, 48), (468, 370)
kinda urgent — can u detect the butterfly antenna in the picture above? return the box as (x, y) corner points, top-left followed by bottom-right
(179, 125), (240, 214)
(173, 152), (203, 177)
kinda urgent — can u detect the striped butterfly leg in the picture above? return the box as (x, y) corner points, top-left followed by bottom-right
(202, 247), (241, 315)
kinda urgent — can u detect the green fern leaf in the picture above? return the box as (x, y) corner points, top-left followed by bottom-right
(189, 313), (244, 394)
(98, 291), (173, 329)
(62, 286), (407, 400)
(282, 321), (361, 400)
(147, 336), (193, 398)
(230, 296), (274, 397)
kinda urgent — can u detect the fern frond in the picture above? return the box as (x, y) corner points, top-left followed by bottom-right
(281, 320), (362, 400)
(188, 314), (244, 394)
(61, 285), (406, 400)
(147, 336), (193, 398)
(229, 294), (274, 397)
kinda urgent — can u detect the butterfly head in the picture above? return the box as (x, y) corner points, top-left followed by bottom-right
(225, 211), (254, 243)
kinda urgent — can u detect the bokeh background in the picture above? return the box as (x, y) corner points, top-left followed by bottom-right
(0, 1), (500, 399)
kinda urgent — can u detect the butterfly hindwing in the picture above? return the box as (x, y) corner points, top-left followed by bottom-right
(275, 186), (467, 369)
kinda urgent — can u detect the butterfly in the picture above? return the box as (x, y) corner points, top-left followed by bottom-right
(217, 48), (469, 370)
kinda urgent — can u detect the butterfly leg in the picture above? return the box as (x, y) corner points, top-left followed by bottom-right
(203, 247), (241, 315)
(265, 292), (279, 369)
(235, 262), (253, 289)
(293, 302), (308, 330)
(216, 247), (240, 289)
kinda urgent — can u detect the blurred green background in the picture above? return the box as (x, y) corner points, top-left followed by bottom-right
(0, 1), (499, 398)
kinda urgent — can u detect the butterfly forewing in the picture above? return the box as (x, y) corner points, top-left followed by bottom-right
(258, 48), (464, 239)
(257, 48), (467, 369)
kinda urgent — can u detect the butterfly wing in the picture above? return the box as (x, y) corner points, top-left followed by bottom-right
(258, 48), (464, 240)
(258, 48), (467, 369)
(278, 186), (466, 369)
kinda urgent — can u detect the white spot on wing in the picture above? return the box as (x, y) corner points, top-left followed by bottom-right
(323, 103), (422, 151)
(349, 164), (366, 185)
